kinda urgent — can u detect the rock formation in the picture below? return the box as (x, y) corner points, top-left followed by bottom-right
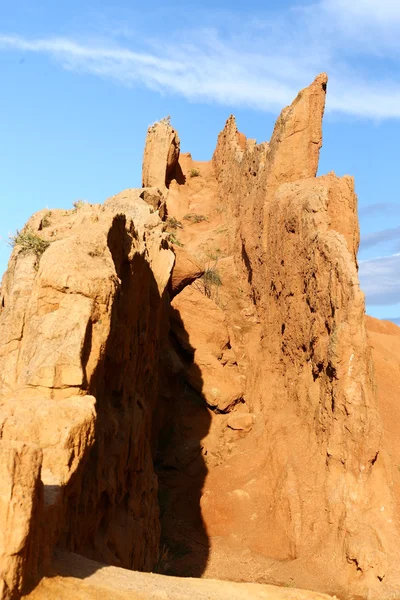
(142, 119), (180, 189)
(170, 286), (244, 411)
(170, 246), (204, 297)
(0, 442), (42, 599)
(1, 78), (400, 600)
(0, 193), (174, 597)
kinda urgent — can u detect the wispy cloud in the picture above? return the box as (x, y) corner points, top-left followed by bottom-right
(1, 0), (400, 118)
(360, 226), (400, 250)
(359, 253), (400, 305)
(359, 203), (400, 218)
(321, 0), (400, 43)
(0, 33), (300, 112)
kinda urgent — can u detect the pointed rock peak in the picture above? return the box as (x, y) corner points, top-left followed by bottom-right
(220, 115), (243, 143)
(213, 114), (247, 167)
(225, 114), (238, 129)
(314, 72), (328, 91)
(142, 118), (180, 189)
(265, 72), (328, 190)
(213, 75), (328, 189)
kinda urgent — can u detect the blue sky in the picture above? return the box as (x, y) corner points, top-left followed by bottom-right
(0, 0), (399, 323)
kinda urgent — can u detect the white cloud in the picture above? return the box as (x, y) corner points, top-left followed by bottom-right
(359, 253), (400, 305)
(316, 0), (400, 53)
(360, 226), (400, 250)
(1, 0), (400, 118)
(359, 203), (400, 218)
(322, 0), (400, 25)
(0, 33), (304, 113)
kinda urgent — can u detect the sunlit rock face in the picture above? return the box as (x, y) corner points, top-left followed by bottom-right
(1, 75), (400, 600)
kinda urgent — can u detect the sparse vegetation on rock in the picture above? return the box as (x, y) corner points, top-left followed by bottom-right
(192, 248), (222, 299)
(72, 199), (86, 210)
(202, 265), (222, 296)
(183, 213), (207, 224)
(167, 232), (184, 247)
(166, 216), (183, 229)
(9, 227), (50, 269)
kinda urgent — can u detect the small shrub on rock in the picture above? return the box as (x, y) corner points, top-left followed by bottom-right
(183, 213), (207, 224)
(194, 247), (222, 299)
(10, 227), (51, 269)
(72, 200), (86, 211)
(167, 233), (184, 247)
(166, 216), (183, 230)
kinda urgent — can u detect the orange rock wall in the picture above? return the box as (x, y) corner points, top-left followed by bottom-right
(209, 74), (399, 592)
(0, 194), (175, 597)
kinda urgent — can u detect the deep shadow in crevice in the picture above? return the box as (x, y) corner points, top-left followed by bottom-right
(39, 213), (210, 586)
(155, 305), (211, 577)
(168, 160), (186, 186)
(241, 240), (257, 305)
(241, 241), (253, 287)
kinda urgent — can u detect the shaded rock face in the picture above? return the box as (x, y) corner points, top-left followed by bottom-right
(170, 246), (204, 297)
(170, 286), (244, 412)
(0, 197), (174, 596)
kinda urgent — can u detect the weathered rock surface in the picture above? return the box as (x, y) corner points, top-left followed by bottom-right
(170, 246), (204, 297)
(139, 187), (167, 219)
(207, 74), (399, 596)
(0, 442), (42, 600)
(170, 286), (244, 411)
(366, 317), (400, 519)
(0, 197), (174, 597)
(161, 74), (400, 597)
(199, 173), (396, 590)
(227, 413), (253, 432)
(142, 120), (180, 188)
(23, 551), (335, 600)
(212, 73), (328, 306)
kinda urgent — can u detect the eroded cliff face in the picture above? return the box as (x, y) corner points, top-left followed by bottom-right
(142, 119), (180, 189)
(211, 134), (393, 578)
(1, 74), (399, 600)
(160, 74), (400, 597)
(0, 193), (174, 597)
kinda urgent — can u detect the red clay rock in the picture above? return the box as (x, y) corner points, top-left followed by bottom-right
(170, 246), (204, 297)
(227, 413), (253, 432)
(0, 442), (42, 600)
(170, 286), (244, 411)
(142, 120), (180, 188)
(139, 187), (167, 219)
(162, 74), (400, 597)
(0, 195), (175, 598)
(213, 73), (328, 306)
(265, 72), (328, 190)
(366, 317), (400, 520)
(22, 550), (336, 600)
